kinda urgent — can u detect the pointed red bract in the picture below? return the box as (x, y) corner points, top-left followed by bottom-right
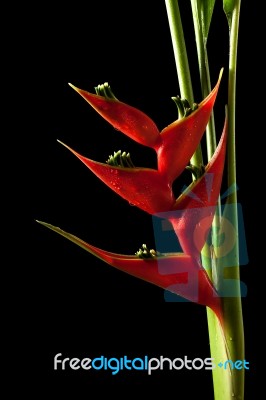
(36, 220), (222, 319)
(58, 141), (175, 214)
(69, 83), (162, 149)
(157, 70), (223, 183)
(167, 116), (228, 258)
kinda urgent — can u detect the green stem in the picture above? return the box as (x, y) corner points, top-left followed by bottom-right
(190, 0), (217, 160)
(227, 1), (240, 205)
(190, 3), (231, 399)
(165, 0), (203, 168)
(190, 0), (222, 254)
(222, 1), (245, 399)
(205, 1), (244, 399)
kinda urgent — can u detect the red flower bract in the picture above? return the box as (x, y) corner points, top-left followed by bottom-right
(68, 82), (162, 149)
(158, 115), (228, 259)
(36, 220), (222, 322)
(57, 141), (175, 214)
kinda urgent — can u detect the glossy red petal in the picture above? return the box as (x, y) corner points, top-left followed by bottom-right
(69, 83), (162, 149)
(157, 69), (223, 183)
(58, 141), (175, 214)
(91, 248), (221, 316)
(36, 220), (222, 317)
(159, 115), (227, 258)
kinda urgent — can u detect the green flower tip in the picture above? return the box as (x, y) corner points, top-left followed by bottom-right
(186, 163), (205, 180)
(135, 244), (161, 259)
(106, 150), (135, 168)
(171, 95), (198, 119)
(94, 82), (118, 100)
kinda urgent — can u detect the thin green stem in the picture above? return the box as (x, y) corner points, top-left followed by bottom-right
(190, 0), (221, 260)
(227, 1), (240, 206)
(190, 0), (217, 160)
(222, 1), (245, 399)
(165, 0), (203, 168)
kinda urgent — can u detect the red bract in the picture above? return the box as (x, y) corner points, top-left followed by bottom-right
(68, 83), (162, 149)
(58, 141), (175, 214)
(168, 116), (228, 259)
(157, 69), (223, 183)
(36, 220), (222, 321)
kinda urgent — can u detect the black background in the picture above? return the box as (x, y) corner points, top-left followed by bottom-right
(23, 0), (260, 398)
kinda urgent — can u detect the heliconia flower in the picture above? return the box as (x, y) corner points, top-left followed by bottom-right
(165, 115), (228, 259)
(36, 220), (223, 322)
(39, 73), (228, 327)
(68, 69), (223, 184)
